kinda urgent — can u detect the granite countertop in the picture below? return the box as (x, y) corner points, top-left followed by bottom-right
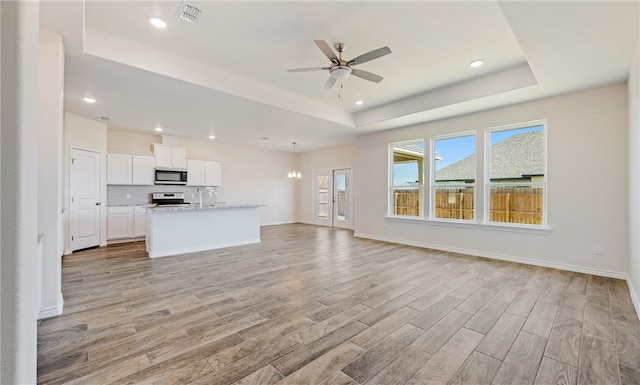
(149, 203), (265, 211)
(107, 203), (157, 208)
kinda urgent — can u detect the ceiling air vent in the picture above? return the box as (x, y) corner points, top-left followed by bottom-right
(175, 2), (201, 23)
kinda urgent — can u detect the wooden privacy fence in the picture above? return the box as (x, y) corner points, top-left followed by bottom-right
(393, 188), (421, 216)
(393, 185), (543, 224)
(489, 186), (543, 224)
(434, 187), (474, 220)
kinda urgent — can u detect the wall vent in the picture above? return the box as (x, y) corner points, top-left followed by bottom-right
(176, 2), (201, 23)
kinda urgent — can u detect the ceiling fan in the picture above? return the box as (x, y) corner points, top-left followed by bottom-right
(288, 40), (391, 90)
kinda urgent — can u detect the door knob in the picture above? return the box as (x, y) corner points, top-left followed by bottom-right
(96, 202), (101, 206)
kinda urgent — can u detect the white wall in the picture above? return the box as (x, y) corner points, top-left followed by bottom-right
(0, 1), (40, 383)
(355, 84), (630, 278)
(297, 145), (355, 225)
(63, 113), (108, 253)
(37, 29), (64, 319)
(107, 130), (296, 225)
(628, 39), (640, 310)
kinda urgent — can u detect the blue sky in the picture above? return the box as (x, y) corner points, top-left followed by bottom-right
(393, 125), (544, 185)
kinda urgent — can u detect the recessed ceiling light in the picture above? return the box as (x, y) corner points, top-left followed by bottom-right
(260, 137), (269, 140)
(150, 17), (167, 29)
(208, 135), (216, 139)
(83, 97), (96, 103)
(354, 100), (364, 105)
(154, 127), (163, 132)
(469, 59), (484, 68)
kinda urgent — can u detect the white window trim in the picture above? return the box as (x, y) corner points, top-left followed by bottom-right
(388, 139), (425, 218)
(484, 119), (548, 228)
(430, 131), (477, 222)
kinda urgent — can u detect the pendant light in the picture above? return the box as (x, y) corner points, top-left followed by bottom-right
(287, 141), (302, 180)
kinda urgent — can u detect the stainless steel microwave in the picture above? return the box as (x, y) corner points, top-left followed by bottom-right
(154, 168), (187, 185)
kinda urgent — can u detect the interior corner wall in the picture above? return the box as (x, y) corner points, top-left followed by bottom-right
(1, 1), (40, 383)
(628, 39), (640, 312)
(63, 112), (108, 253)
(297, 145), (356, 225)
(355, 84), (629, 278)
(37, 30), (64, 319)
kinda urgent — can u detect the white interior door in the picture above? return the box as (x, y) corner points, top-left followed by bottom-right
(313, 168), (353, 229)
(70, 148), (101, 250)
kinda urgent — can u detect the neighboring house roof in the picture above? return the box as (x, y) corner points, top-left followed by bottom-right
(435, 130), (544, 181)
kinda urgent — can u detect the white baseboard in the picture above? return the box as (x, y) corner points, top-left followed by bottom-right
(38, 293), (63, 320)
(627, 278), (640, 321)
(354, 232), (628, 280)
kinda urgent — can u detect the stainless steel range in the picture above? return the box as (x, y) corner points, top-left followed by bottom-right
(152, 192), (188, 206)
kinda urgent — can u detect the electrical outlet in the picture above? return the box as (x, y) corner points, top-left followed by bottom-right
(126, 193), (131, 199)
(593, 244), (602, 255)
(191, 193), (195, 198)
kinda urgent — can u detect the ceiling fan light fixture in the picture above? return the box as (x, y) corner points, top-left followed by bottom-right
(330, 66), (352, 79)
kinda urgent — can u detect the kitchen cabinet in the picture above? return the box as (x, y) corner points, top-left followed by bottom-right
(132, 155), (155, 185)
(187, 159), (221, 186)
(133, 207), (147, 238)
(107, 206), (147, 240)
(107, 153), (154, 185)
(154, 144), (186, 169)
(107, 207), (134, 240)
(205, 161), (222, 186)
(186, 159), (205, 186)
(107, 153), (132, 185)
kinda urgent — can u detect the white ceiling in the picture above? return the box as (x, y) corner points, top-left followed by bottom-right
(39, 1), (639, 153)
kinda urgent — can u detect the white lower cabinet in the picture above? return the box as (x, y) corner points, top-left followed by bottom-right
(107, 206), (147, 241)
(133, 207), (147, 238)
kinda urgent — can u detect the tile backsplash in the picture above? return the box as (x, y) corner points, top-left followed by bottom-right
(107, 185), (219, 206)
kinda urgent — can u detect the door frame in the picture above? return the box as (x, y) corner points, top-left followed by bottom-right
(312, 167), (354, 229)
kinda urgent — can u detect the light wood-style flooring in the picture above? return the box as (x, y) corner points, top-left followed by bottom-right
(38, 224), (640, 384)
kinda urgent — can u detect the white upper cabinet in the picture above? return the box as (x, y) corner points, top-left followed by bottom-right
(205, 161), (222, 186)
(131, 155), (155, 185)
(171, 147), (187, 169)
(187, 159), (222, 186)
(107, 153), (132, 185)
(107, 153), (154, 185)
(154, 144), (186, 169)
(186, 159), (205, 186)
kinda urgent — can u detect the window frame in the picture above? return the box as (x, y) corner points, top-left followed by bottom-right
(483, 119), (549, 230)
(388, 139), (425, 219)
(429, 131), (477, 224)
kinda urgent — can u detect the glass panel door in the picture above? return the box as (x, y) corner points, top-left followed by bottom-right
(314, 170), (332, 226)
(313, 168), (353, 229)
(333, 169), (352, 229)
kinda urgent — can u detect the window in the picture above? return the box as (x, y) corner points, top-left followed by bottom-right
(486, 122), (546, 226)
(389, 140), (424, 217)
(432, 133), (476, 221)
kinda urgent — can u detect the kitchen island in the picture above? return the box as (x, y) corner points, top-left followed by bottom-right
(146, 203), (265, 258)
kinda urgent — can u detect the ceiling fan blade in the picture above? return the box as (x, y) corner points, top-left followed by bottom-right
(314, 40), (338, 63)
(287, 67), (330, 73)
(351, 68), (384, 83)
(348, 46), (392, 66)
(323, 76), (337, 89)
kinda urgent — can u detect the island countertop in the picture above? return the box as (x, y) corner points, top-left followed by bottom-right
(149, 203), (265, 211)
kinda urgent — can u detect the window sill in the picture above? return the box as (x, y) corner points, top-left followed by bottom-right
(386, 215), (426, 223)
(481, 222), (551, 234)
(427, 219), (479, 229)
